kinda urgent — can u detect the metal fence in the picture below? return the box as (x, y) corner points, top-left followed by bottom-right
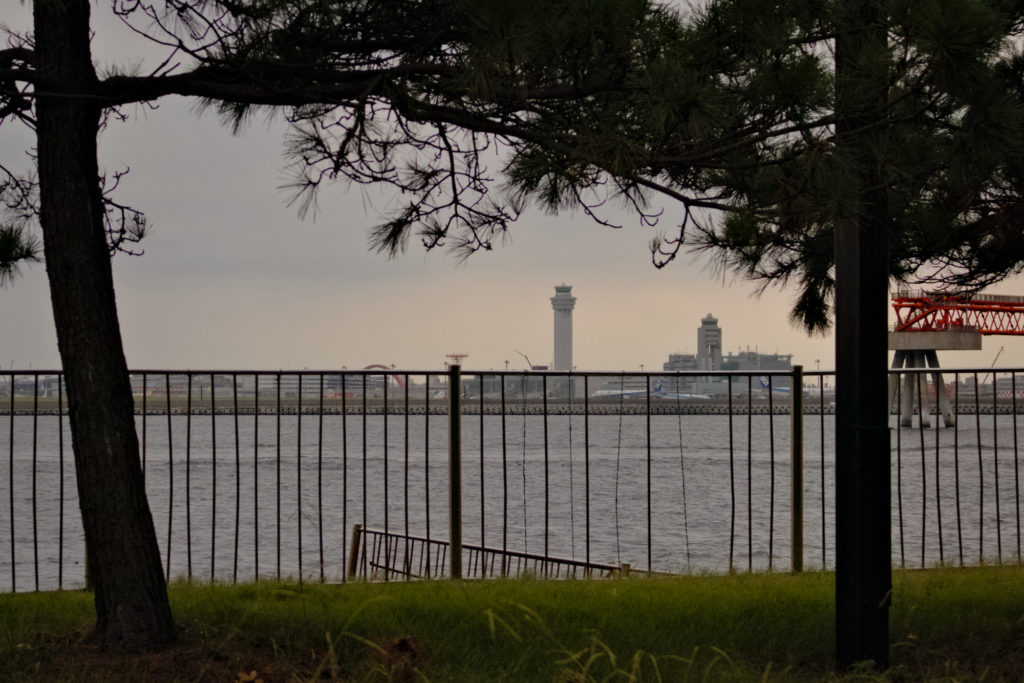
(1, 365), (1022, 591)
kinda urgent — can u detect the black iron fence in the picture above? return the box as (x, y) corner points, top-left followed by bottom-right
(1, 365), (1021, 591)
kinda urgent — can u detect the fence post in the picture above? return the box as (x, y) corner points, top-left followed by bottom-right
(448, 364), (463, 579)
(347, 524), (362, 580)
(791, 365), (804, 573)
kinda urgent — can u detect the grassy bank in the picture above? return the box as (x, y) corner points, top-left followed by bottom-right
(2, 566), (1023, 680)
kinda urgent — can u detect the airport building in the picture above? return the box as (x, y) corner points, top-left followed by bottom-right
(662, 314), (793, 395)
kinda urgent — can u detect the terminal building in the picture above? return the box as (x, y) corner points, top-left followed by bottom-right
(662, 314), (792, 395)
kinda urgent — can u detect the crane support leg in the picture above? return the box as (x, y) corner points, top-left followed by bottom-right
(900, 363), (916, 428)
(914, 352), (932, 428)
(925, 349), (955, 427)
(887, 350), (905, 420)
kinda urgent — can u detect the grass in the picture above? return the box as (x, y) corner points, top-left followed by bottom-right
(2, 566), (1024, 680)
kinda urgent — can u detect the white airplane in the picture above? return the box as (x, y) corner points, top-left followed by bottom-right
(657, 389), (712, 400)
(758, 376), (831, 398)
(591, 379), (665, 398)
(758, 376), (791, 394)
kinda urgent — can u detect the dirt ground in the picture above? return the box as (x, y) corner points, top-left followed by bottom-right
(9, 630), (423, 682)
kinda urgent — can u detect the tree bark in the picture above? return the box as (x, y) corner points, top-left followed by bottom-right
(34, 0), (175, 650)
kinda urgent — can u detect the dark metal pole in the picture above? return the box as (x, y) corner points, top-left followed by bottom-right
(448, 365), (463, 579)
(791, 365), (803, 573)
(834, 0), (892, 666)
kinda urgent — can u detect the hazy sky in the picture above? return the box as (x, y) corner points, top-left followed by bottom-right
(2, 2), (1021, 373)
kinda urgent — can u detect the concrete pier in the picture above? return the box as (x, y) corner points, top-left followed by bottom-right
(888, 330), (982, 427)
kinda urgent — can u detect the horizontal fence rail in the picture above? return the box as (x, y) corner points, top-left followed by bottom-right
(0, 366), (1022, 591)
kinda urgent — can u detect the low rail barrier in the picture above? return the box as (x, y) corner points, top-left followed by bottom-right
(348, 524), (622, 581)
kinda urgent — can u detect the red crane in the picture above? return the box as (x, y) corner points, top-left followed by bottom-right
(892, 290), (1024, 336)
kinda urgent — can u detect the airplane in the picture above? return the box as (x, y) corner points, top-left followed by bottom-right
(758, 376), (832, 398)
(657, 389), (712, 400)
(758, 376), (791, 394)
(591, 379), (665, 399)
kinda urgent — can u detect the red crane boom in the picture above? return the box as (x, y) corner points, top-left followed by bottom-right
(892, 290), (1024, 336)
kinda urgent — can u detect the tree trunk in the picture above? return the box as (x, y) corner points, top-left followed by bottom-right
(833, 0), (892, 669)
(34, 0), (176, 650)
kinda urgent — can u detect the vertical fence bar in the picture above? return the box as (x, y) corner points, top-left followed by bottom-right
(276, 373), (282, 580)
(58, 375), (65, 589)
(403, 375), (410, 579)
(746, 375), (752, 573)
(896, 374), (905, 567)
(791, 365), (803, 573)
(646, 375), (653, 574)
(210, 373), (216, 581)
(568, 374), (576, 564)
(253, 375), (260, 580)
(448, 365), (462, 579)
(423, 375), (430, 578)
(141, 373), (147, 479)
(341, 375), (348, 582)
(975, 373), (983, 562)
(728, 378), (735, 572)
(32, 375), (38, 590)
(819, 377), (827, 570)
(917, 372), (927, 568)
(819, 373), (827, 569)
(542, 374), (549, 572)
(522, 374), (530, 557)
(319, 374), (325, 583)
(992, 375), (1002, 563)
(7, 374), (12, 592)
(675, 373), (691, 572)
(186, 373), (193, 580)
(366, 374), (370, 577)
(584, 375), (591, 573)
(501, 374), (508, 577)
(297, 374), (303, 583)
(164, 374), (173, 581)
(232, 374), (240, 584)
(383, 372), (389, 581)
(768, 374), (777, 571)
(479, 382), (485, 560)
(935, 375), (944, 566)
(1014, 373), (1021, 563)
(954, 373), (963, 565)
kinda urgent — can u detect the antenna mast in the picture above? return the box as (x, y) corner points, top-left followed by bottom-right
(445, 353), (468, 368)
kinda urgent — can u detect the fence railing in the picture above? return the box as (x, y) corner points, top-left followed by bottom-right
(347, 524), (622, 581)
(1, 365), (1022, 591)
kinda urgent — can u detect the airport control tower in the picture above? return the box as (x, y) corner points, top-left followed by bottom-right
(551, 285), (576, 372)
(698, 313), (723, 371)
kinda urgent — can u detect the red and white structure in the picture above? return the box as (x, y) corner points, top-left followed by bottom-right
(892, 290), (1024, 335)
(888, 289), (1024, 427)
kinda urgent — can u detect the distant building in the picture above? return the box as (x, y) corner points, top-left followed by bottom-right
(550, 284), (580, 398)
(551, 285), (576, 372)
(663, 314), (793, 395)
(721, 349), (793, 374)
(697, 313), (723, 371)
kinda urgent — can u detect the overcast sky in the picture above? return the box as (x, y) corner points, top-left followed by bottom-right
(2, 2), (1021, 373)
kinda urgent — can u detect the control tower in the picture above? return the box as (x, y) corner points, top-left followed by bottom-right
(551, 285), (576, 372)
(697, 313), (722, 371)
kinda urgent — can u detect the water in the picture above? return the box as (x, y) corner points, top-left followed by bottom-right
(1, 410), (1021, 590)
